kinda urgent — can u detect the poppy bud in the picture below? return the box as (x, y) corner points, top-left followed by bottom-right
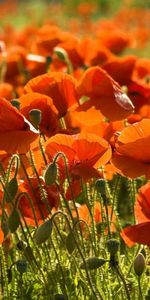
(44, 162), (57, 185)
(134, 253), (146, 276)
(11, 99), (20, 110)
(29, 109), (42, 129)
(95, 179), (106, 195)
(16, 240), (26, 251)
(16, 260), (28, 274)
(106, 239), (119, 256)
(54, 47), (69, 62)
(80, 257), (106, 270)
(34, 219), (53, 245)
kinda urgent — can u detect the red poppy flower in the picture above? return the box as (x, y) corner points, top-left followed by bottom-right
(34, 24), (69, 56)
(77, 66), (134, 121)
(97, 29), (131, 54)
(45, 132), (112, 182)
(102, 55), (137, 86)
(0, 97), (38, 153)
(0, 46), (27, 84)
(73, 202), (116, 233)
(18, 177), (60, 223)
(112, 119), (150, 179)
(24, 72), (78, 118)
(65, 104), (124, 143)
(121, 182), (150, 246)
(0, 83), (14, 101)
(19, 92), (60, 137)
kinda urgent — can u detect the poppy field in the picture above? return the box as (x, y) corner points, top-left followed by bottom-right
(0, 0), (150, 299)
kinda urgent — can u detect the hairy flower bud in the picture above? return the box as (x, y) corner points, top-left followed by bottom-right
(106, 239), (119, 256)
(134, 253), (146, 276)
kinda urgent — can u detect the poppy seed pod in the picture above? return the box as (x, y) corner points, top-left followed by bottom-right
(29, 109), (42, 129)
(106, 239), (119, 256)
(134, 253), (146, 276)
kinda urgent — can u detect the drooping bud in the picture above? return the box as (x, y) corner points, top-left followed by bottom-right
(54, 47), (69, 62)
(134, 253), (146, 276)
(44, 162), (57, 185)
(34, 219), (53, 245)
(80, 257), (106, 270)
(53, 47), (73, 74)
(16, 260), (28, 274)
(29, 109), (42, 129)
(106, 239), (119, 256)
(95, 179), (106, 196)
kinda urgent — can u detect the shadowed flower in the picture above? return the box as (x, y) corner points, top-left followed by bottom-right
(24, 72), (78, 118)
(121, 182), (150, 246)
(0, 97), (38, 153)
(18, 177), (60, 223)
(112, 119), (150, 179)
(77, 66), (134, 121)
(19, 92), (60, 137)
(45, 132), (112, 182)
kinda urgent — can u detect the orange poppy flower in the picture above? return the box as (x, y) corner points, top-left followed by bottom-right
(112, 119), (150, 179)
(0, 83), (14, 101)
(77, 66), (134, 121)
(19, 92), (60, 137)
(65, 105), (124, 143)
(34, 24), (68, 56)
(87, 42), (113, 67)
(45, 132), (112, 182)
(102, 55), (137, 86)
(0, 97), (38, 154)
(24, 72), (78, 118)
(57, 36), (84, 68)
(121, 182), (150, 246)
(26, 54), (47, 78)
(0, 46), (27, 84)
(97, 28), (131, 54)
(17, 177), (60, 223)
(73, 202), (116, 233)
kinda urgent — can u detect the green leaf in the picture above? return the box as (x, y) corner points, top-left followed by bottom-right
(8, 210), (20, 233)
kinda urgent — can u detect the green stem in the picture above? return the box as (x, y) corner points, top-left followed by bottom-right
(138, 276), (143, 300)
(114, 266), (131, 300)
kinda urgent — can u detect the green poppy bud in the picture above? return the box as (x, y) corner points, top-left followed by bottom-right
(16, 260), (28, 274)
(34, 219), (53, 245)
(106, 239), (119, 256)
(54, 47), (69, 62)
(44, 162), (57, 185)
(80, 257), (106, 270)
(134, 253), (146, 276)
(95, 179), (106, 195)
